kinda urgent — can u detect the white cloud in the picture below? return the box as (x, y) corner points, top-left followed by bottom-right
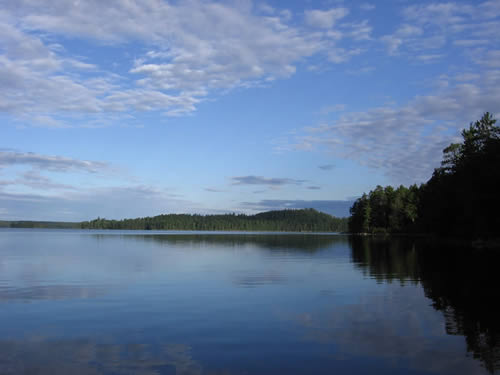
(258, 3), (275, 15)
(403, 3), (475, 26)
(380, 35), (404, 56)
(15, 170), (77, 191)
(0, 0), (369, 126)
(127, 3), (324, 92)
(328, 48), (363, 63)
(453, 73), (480, 81)
(0, 185), (198, 221)
(381, 25), (423, 55)
(304, 8), (349, 29)
(397, 25), (423, 38)
(480, 50), (500, 67)
(232, 175), (306, 186)
(381, 1), (500, 59)
(346, 20), (373, 41)
(0, 150), (109, 173)
(360, 3), (376, 11)
(0, 149), (204, 220)
(318, 104), (346, 115)
(285, 71), (500, 184)
(416, 54), (445, 62)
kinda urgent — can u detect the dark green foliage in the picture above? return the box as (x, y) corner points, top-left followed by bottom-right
(348, 194), (370, 233)
(349, 113), (500, 238)
(420, 112), (500, 238)
(348, 184), (421, 234)
(80, 208), (348, 232)
(0, 221), (80, 229)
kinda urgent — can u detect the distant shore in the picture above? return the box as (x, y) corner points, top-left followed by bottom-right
(0, 209), (349, 233)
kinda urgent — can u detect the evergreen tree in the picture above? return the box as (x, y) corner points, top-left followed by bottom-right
(349, 112), (500, 238)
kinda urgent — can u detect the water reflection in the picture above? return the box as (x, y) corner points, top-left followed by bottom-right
(294, 288), (487, 375)
(232, 271), (288, 288)
(349, 236), (500, 373)
(0, 230), (498, 374)
(0, 339), (207, 375)
(90, 232), (347, 253)
(349, 236), (421, 284)
(0, 284), (108, 302)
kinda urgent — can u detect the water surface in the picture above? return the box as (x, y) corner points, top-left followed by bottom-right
(0, 229), (498, 374)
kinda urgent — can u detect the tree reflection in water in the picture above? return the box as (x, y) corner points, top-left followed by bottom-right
(349, 236), (500, 374)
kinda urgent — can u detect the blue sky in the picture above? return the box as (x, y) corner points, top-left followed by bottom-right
(1, 0), (499, 221)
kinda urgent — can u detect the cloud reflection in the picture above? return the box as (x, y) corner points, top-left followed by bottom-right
(291, 285), (490, 374)
(0, 339), (214, 375)
(232, 271), (287, 288)
(0, 284), (108, 302)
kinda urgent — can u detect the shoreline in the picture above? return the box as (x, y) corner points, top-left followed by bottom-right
(346, 232), (500, 249)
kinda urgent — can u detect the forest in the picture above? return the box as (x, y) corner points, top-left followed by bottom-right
(348, 113), (500, 239)
(80, 208), (348, 232)
(0, 220), (80, 229)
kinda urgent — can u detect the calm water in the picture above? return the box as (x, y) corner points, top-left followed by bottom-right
(0, 229), (498, 375)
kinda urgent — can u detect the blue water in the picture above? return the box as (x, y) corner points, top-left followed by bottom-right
(0, 229), (497, 374)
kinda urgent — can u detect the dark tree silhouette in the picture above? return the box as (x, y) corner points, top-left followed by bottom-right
(349, 113), (500, 239)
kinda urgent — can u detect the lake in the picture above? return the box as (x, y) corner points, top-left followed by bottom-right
(0, 229), (498, 374)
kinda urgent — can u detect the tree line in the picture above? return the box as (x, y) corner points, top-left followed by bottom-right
(81, 208), (348, 232)
(349, 113), (500, 239)
(0, 220), (80, 229)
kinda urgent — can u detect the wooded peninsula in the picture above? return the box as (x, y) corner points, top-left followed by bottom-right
(349, 113), (500, 239)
